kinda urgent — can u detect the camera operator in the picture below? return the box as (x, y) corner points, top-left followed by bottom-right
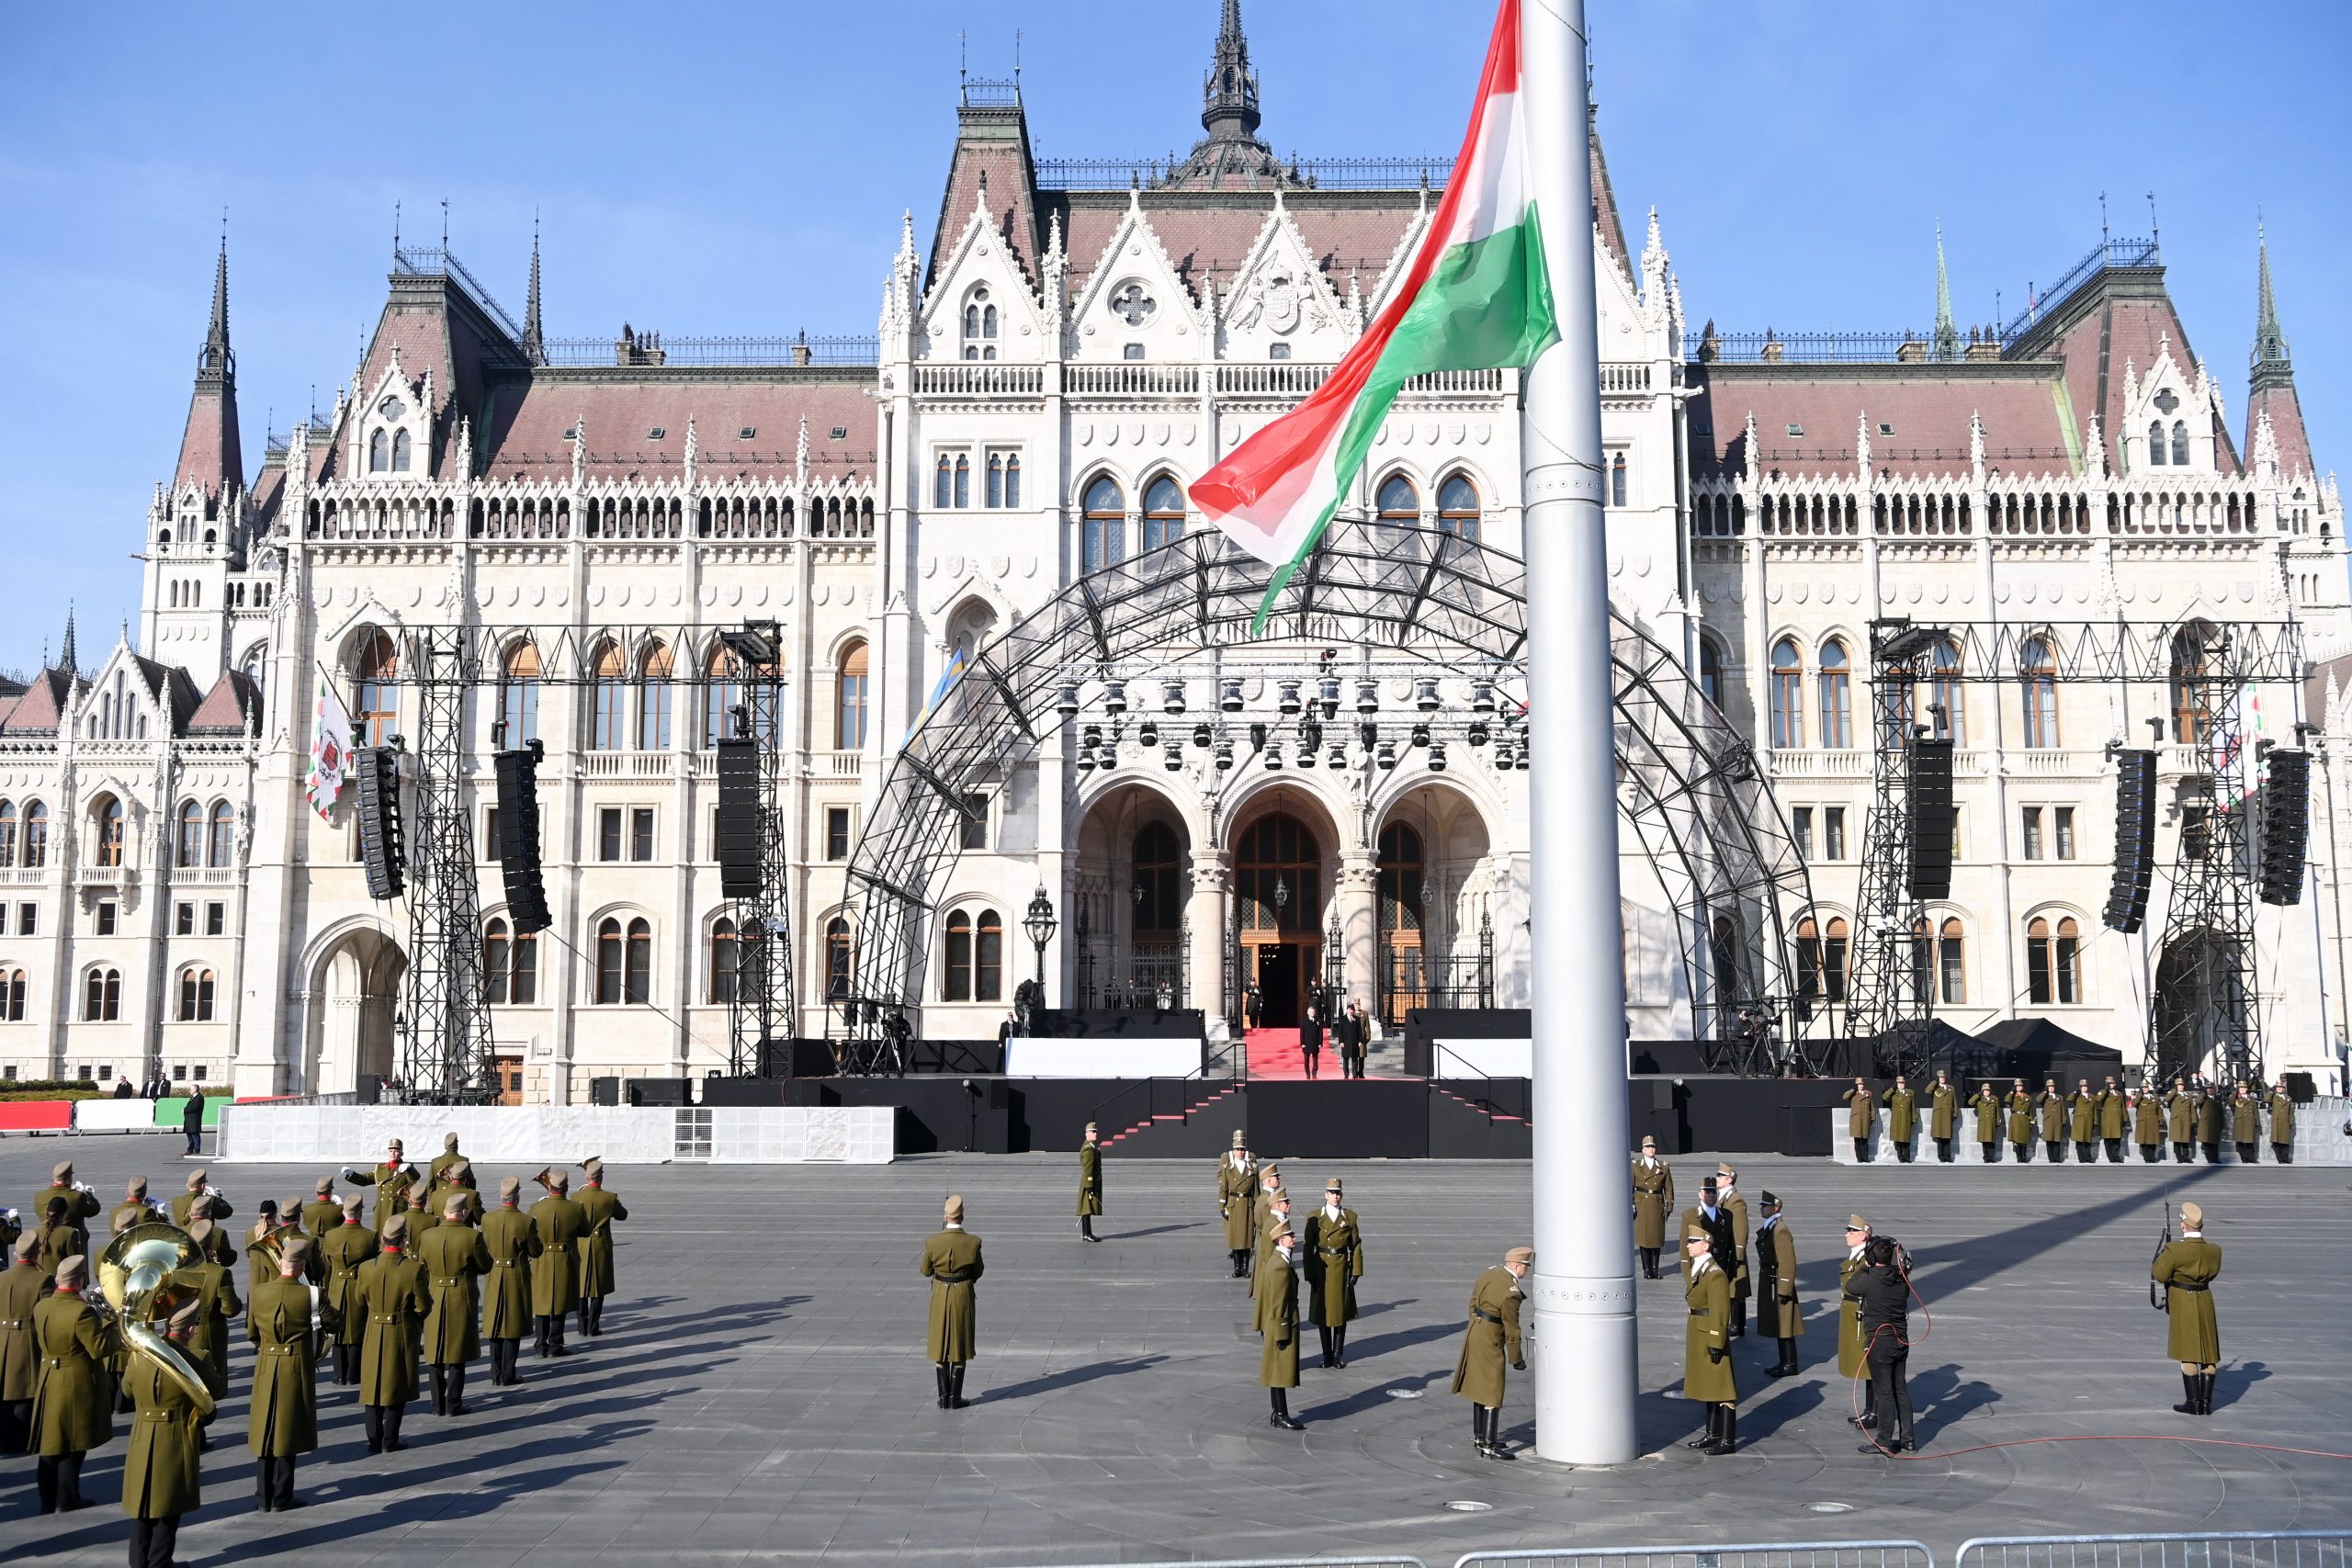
(1842, 1233), (1916, 1454)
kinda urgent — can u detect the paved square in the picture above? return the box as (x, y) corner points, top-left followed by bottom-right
(4, 1136), (2347, 1565)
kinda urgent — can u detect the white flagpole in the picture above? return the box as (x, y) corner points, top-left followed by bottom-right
(1521, 0), (1638, 1463)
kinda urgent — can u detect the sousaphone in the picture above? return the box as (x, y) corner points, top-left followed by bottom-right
(98, 1222), (216, 1416)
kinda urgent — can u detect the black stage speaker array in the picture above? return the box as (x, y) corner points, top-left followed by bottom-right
(354, 747), (404, 901)
(1905, 739), (1955, 899)
(2104, 749), (2158, 931)
(715, 739), (763, 898)
(2259, 748), (2311, 906)
(492, 746), (551, 933)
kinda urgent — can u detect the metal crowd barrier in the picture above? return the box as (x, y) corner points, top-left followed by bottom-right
(1955, 1533), (2351, 1568)
(1017, 1559), (1427, 1568)
(1453, 1545), (1936, 1568)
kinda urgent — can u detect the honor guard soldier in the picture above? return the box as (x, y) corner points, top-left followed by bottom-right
(2229, 1084), (2262, 1164)
(2132, 1083), (2165, 1161)
(1076, 1123), (1103, 1243)
(1258, 1188), (1295, 1276)
(1928, 1070), (1960, 1162)
(319, 1194), (377, 1384)
(528, 1169), (586, 1359)
(249, 1236), (320, 1512)
(2, 1231), (51, 1453)
(1754, 1192), (1801, 1377)
(108, 1176), (160, 1239)
(2268, 1081), (2296, 1163)
(243, 1206), (284, 1348)
(1886, 1077), (1917, 1163)
(32, 1161), (102, 1234)
(1679, 1177), (1736, 1287)
(574, 1157), (628, 1337)
(922, 1194), (984, 1410)
(1216, 1133), (1259, 1280)
(1631, 1136), (1673, 1278)
(400, 1183), (441, 1249)
(121, 1299), (205, 1568)
(343, 1140), (417, 1215)
(169, 1170), (228, 1230)
(1453, 1246), (1530, 1460)
(429, 1133), (466, 1189)
(1838, 1216), (1875, 1433)
(439, 1161), (481, 1234)
(353, 1214), (429, 1452)
(2166, 1077), (2198, 1162)
(1973, 1081), (2003, 1162)
(2153, 1201), (2222, 1416)
(2099, 1077), (2128, 1162)
(1715, 1166), (1751, 1338)
(168, 1218), (240, 1444)
(28, 1254), (117, 1513)
(481, 1177), (538, 1387)
(1255, 1220), (1305, 1429)
(2007, 1080), (2036, 1162)
(1845, 1234), (1916, 1453)
(2040, 1078), (2069, 1162)
(301, 1178), (341, 1240)
(1841, 1077), (1878, 1162)
(422, 1194), (491, 1416)
(1683, 1223), (1737, 1455)
(2195, 1077), (2225, 1163)
(2069, 1078), (2099, 1163)
(1302, 1179), (1363, 1369)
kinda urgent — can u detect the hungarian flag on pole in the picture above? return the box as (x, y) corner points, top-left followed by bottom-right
(1193, 0), (1556, 629)
(307, 681), (354, 820)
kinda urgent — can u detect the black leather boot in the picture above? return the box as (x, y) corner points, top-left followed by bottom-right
(947, 1363), (968, 1409)
(934, 1363), (950, 1409)
(1713, 1406), (1737, 1455)
(384, 1404), (407, 1452)
(2175, 1371), (2199, 1415)
(447, 1364), (469, 1416)
(1484, 1405), (1514, 1460)
(36, 1455), (59, 1513)
(577, 1302), (592, 1340)
(1688, 1404), (1719, 1450)
(2199, 1371), (2217, 1415)
(254, 1461), (272, 1512)
(1778, 1338), (1798, 1375)
(1270, 1388), (1303, 1430)
(1471, 1404), (1488, 1453)
(363, 1406), (384, 1453)
(1332, 1326), (1347, 1369)
(1317, 1325), (1334, 1368)
(429, 1366), (447, 1416)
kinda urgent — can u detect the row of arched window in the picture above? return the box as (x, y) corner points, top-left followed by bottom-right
(0, 802), (50, 869)
(1375, 473), (1485, 542)
(0, 964), (222, 1024)
(1083, 475), (1190, 570)
(1766, 635), (2053, 750)
(1688, 486), (2270, 541)
(2145, 420), (2191, 467)
(175, 800), (238, 869)
(478, 911), (863, 1008)
(319, 490), (878, 543)
(935, 453), (1023, 510)
(1792, 913), (2084, 1007)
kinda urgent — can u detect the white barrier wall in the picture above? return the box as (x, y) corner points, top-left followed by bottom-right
(1828, 1100), (2350, 1166)
(72, 1101), (166, 1134)
(1433, 1039), (1533, 1078)
(1003, 1038), (1204, 1077)
(217, 1103), (895, 1165)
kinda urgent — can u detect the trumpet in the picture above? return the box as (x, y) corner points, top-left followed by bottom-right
(98, 1222), (215, 1416)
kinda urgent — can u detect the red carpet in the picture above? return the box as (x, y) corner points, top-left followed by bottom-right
(1244, 1027), (1318, 1080)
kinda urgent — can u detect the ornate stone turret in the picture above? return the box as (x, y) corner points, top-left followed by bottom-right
(1933, 223), (1960, 362)
(2243, 223), (2313, 481)
(1163, 1), (1300, 190)
(522, 221), (546, 367)
(173, 237), (244, 502)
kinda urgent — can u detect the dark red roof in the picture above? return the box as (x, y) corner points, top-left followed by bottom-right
(0, 668), (75, 735)
(1050, 191), (1421, 309)
(2032, 277), (2241, 474)
(1688, 365), (2080, 480)
(472, 371), (879, 483)
(186, 670), (260, 735)
(173, 384), (243, 501)
(2248, 380), (2315, 479)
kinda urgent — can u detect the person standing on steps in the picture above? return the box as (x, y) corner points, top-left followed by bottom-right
(1340, 999), (1369, 1078)
(1682, 1224), (1737, 1455)
(1301, 1179), (1362, 1369)
(1842, 1077), (1877, 1162)
(1630, 1136), (1672, 1279)
(1077, 1124), (1103, 1243)
(1928, 1070), (1960, 1162)
(1451, 1245), (1530, 1461)
(1254, 1219), (1305, 1429)
(1754, 1191), (1801, 1377)
(2007, 1079), (2036, 1163)
(1298, 1004), (1324, 1079)
(1885, 1076), (1917, 1163)
(1216, 1132), (1258, 1280)
(1245, 984), (1263, 1031)
(2153, 1201), (2222, 1416)
(922, 1194), (983, 1410)
(2100, 1075), (2129, 1163)
(1973, 1080), (2003, 1162)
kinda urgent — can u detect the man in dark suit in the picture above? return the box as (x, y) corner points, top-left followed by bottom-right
(1339, 1001), (1368, 1078)
(1298, 1006), (1324, 1079)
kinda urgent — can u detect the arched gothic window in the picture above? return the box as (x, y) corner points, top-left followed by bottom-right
(594, 915), (653, 1004)
(1610, 452), (1628, 507)
(498, 643), (540, 747)
(1938, 917), (1965, 1004)
(0, 966), (23, 1022)
(944, 908), (974, 1001)
(353, 628), (399, 748)
(638, 641), (673, 751)
(1929, 637), (1966, 746)
(1143, 475), (1186, 551)
(1082, 476), (1125, 572)
(0, 801), (15, 867)
(22, 802), (47, 867)
(835, 641), (870, 750)
(2019, 637), (2059, 749)
(709, 916), (738, 1004)
(2171, 421), (2189, 466)
(1697, 637), (1724, 708)
(391, 429), (413, 472)
(590, 642), (626, 750)
(1001, 453), (1021, 509)
(85, 966), (121, 1022)
(1437, 473), (1481, 542)
(954, 455), (970, 509)
(1769, 639), (1804, 749)
(177, 966), (216, 1022)
(935, 454), (955, 509)
(208, 802), (235, 868)
(176, 800), (205, 868)
(2026, 916), (2082, 1004)
(2148, 421), (2167, 467)
(93, 795), (125, 868)
(825, 916), (854, 1001)
(1817, 638), (1853, 749)
(368, 429), (389, 472)
(705, 644), (742, 748)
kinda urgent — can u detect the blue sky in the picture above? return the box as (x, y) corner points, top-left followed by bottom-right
(2, 0), (2344, 678)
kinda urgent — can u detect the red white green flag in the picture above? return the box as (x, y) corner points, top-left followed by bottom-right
(1193, 0), (1555, 627)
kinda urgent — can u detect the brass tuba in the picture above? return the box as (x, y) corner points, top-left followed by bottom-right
(98, 1222), (216, 1416)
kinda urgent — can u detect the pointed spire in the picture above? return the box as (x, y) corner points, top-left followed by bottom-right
(2250, 220), (2292, 388)
(1933, 222), (1959, 362)
(1202, 0), (1261, 141)
(202, 231), (232, 374)
(522, 219), (546, 367)
(59, 604), (78, 678)
(175, 235), (243, 497)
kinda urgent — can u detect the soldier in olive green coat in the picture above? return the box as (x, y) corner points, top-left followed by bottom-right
(2, 1231), (55, 1453)
(249, 1236), (320, 1512)
(2007, 1082), (2036, 1161)
(1254, 1221), (1305, 1429)
(2099, 1077), (2128, 1162)
(1885, 1077), (1917, 1163)
(300, 1177), (342, 1240)
(121, 1302), (205, 1567)
(1216, 1133), (1259, 1280)
(319, 1194), (378, 1384)
(422, 1195), (491, 1416)
(1716, 1166), (1752, 1337)
(1841, 1077), (1878, 1161)
(109, 1176), (163, 1240)
(1076, 1124), (1103, 1243)
(2068, 1078), (2099, 1162)
(428, 1133), (466, 1189)
(2195, 1079), (2225, 1162)
(2133, 1086), (2165, 1161)
(2269, 1084), (2297, 1163)
(480, 1177), (539, 1387)
(167, 1218), (241, 1429)
(30, 1161), (102, 1235)
(1682, 1224), (1738, 1454)
(353, 1215), (430, 1453)
(1838, 1215), (1875, 1430)
(574, 1157), (628, 1337)
(2154, 1201), (2222, 1415)
(1301, 1178), (1363, 1368)
(436, 1161), (481, 1233)
(169, 1169), (230, 1230)
(1928, 1070), (1961, 1162)
(2039, 1078), (2069, 1162)
(2228, 1085), (2262, 1164)
(1973, 1083), (2003, 1161)
(28, 1254), (117, 1513)
(2165, 1078), (2198, 1161)
(1630, 1137), (1673, 1277)
(1754, 1192), (1802, 1376)
(922, 1194), (984, 1409)
(1451, 1245), (1530, 1461)
(528, 1169), (587, 1358)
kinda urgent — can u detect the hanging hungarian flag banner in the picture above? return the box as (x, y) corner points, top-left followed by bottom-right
(1193, 0), (1555, 628)
(307, 680), (355, 820)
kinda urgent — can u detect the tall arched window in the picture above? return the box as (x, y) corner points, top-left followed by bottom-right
(369, 429), (390, 472)
(2019, 637), (2058, 749)
(1938, 917), (1965, 1004)
(1823, 917), (1849, 1002)
(498, 642), (540, 747)
(1610, 452), (1628, 507)
(1134, 823), (1184, 936)
(987, 454), (1006, 509)
(943, 908), (974, 1001)
(975, 908), (1003, 1002)
(954, 455), (970, 509)
(594, 916), (652, 1003)
(1817, 638), (1853, 749)
(177, 966), (216, 1022)
(1377, 473), (1419, 534)
(627, 917), (650, 1003)
(638, 641), (673, 751)
(2026, 916), (2081, 1004)
(22, 802), (47, 867)
(825, 916), (854, 1000)
(1001, 454), (1021, 509)
(704, 644), (741, 747)
(0, 801), (15, 866)
(708, 917), (738, 1004)
(2148, 422), (2167, 467)
(0, 967), (24, 1022)
(484, 918), (510, 1004)
(84, 966), (121, 1022)
(354, 628), (398, 747)
(934, 454), (954, 509)
(590, 642), (626, 750)
(1082, 476), (1125, 572)
(2170, 421), (2189, 466)
(2169, 629), (2209, 744)
(482, 918), (537, 1005)
(1769, 638), (1804, 749)
(1929, 637), (1966, 745)
(835, 641), (869, 750)
(2053, 916), (2081, 1002)
(208, 802), (235, 868)
(93, 795), (125, 868)
(1698, 637), (1724, 708)
(176, 800), (205, 868)
(1437, 473), (1481, 542)
(391, 429), (413, 472)
(1143, 475), (1186, 551)
(1795, 916), (1822, 999)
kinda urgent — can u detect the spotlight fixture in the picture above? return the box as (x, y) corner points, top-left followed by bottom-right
(1414, 677), (1441, 712)
(1163, 680), (1186, 716)
(1249, 723), (1268, 752)
(1138, 721), (1159, 748)
(1358, 723), (1378, 751)
(1325, 742), (1346, 769)
(1278, 680), (1303, 716)
(1055, 683), (1080, 717)
(1264, 744), (1284, 770)
(1295, 742), (1316, 768)
(1317, 676), (1341, 720)
(1099, 741), (1120, 770)
(1104, 680), (1128, 715)
(1493, 742), (1514, 771)
(1081, 723), (1102, 748)
(1193, 723), (1212, 748)
(1356, 679), (1379, 716)
(1376, 739), (1398, 771)
(1427, 740), (1448, 773)
(1077, 749), (1097, 773)
(1410, 722), (1431, 749)
(1468, 720), (1490, 748)
(1301, 721), (1323, 751)
(1214, 736), (1235, 771)
(1516, 745), (1531, 771)
(1220, 677), (1245, 712)
(1162, 742), (1182, 772)
(1470, 680), (1496, 715)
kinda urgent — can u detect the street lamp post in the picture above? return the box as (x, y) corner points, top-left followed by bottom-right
(1023, 886), (1058, 1004)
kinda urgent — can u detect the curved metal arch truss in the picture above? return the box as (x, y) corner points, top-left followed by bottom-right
(842, 521), (1819, 1073)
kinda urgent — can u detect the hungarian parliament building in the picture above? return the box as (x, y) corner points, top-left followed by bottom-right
(0, 6), (2345, 1100)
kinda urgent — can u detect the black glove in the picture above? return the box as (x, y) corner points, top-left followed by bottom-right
(1512, 1359), (1526, 1371)
(1707, 1346), (1724, 1364)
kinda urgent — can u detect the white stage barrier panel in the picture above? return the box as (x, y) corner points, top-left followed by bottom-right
(1002, 1038), (1204, 1078)
(72, 1101), (165, 1134)
(217, 1103), (895, 1165)
(1432, 1038), (1532, 1079)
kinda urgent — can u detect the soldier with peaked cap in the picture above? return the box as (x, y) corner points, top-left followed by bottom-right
(1716, 1165), (1751, 1338)
(528, 1168), (586, 1359)
(2100, 1075), (2129, 1162)
(301, 1177), (342, 1239)
(121, 1298), (205, 1567)
(319, 1193), (377, 1384)
(31, 1161), (102, 1234)
(2069, 1077), (2099, 1163)
(401, 1182), (443, 1251)
(438, 1161), (481, 1234)
(35, 1194), (87, 1276)
(2, 1229), (53, 1453)
(168, 1169), (230, 1229)
(1841, 1077), (1878, 1162)
(353, 1213), (429, 1453)
(922, 1194), (984, 1410)
(2007, 1079), (2036, 1162)
(1754, 1191), (1802, 1376)
(29, 1254), (119, 1513)
(1973, 1080), (2003, 1161)
(1076, 1124), (1103, 1243)
(1886, 1076), (1917, 1163)
(421, 1192), (491, 1417)
(428, 1132), (466, 1189)
(1928, 1070), (1961, 1162)
(1679, 1176), (1736, 1288)
(1683, 1221), (1738, 1454)
(574, 1157), (628, 1337)
(2154, 1201), (2222, 1416)
(1301, 1178), (1363, 1369)
(243, 1204), (285, 1345)
(1254, 1218), (1305, 1429)
(2195, 1077), (2225, 1163)
(2229, 1083), (2262, 1165)
(1452, 1245), (1530, 1461)
(2039, 1077), (2069, 1162)
(248, 1235), (319, 1512)
(1216, 1131), (1259, 1280)
(343, 1139), (417, 1217)
(2132, 1082), (2165, 1161)
(2165, 1077), (2197, 1162)
(1838, 1215), (1875, 1431)
(480, 1176), (539, 1387)
(1252, 1164), (1285, 1271)
(166, 1217), (241, 1443)
(108, 1176), (160, 1239)
(2268, 1080), (2297, 1164)
(1257, 1187), (1295, 1275)
(1631, 1136), (1673, 1278)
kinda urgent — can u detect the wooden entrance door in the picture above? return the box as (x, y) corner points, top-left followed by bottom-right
(1235, 812), (1321, 1027)
(493, 1054), (525, 1106)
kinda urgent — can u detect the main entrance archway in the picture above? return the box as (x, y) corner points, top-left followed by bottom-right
(301, 923), (406, 1096)
(1235, 811), (1323, 1028)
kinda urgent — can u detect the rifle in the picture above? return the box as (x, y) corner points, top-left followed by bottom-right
(2148, 1199), (2173, 1312)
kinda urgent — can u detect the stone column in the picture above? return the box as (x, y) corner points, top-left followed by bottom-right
(1337, 847), (1379, 1021)
(1187, 856), (1228, 1030)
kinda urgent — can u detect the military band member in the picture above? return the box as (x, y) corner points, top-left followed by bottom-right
(2229, 1084), (2262, 1165)
(399, 1183), (442, 1252)
(1255, 1220), (1305, 1429)
(319, 1194), (377, 1385)
(2069, 1078), (2099, 1163)
(29, 1254), (118, 1513)
(2269, 1082), (2296, 1164)
(1716, 1166), (1751, 1338)
(1302, 1179), (1363, 1368)
(1928, 1070), (1960, 1162)
(168, 1218), (240, 1446)
(1254, 1161), (1284, 1256)
(1683, 1224), (1737, 1454)
(481, 1177), (538, 1387)
(2195, 1077), (2225, 1163)
(300, 1177), (341, 1240)
(109, 1177), (162, 1239)
(249, 1236), (319, 1511)
(422, 1195), (491, 1416)
(2153, 1201), (2221, 1416)
(343, 1140), (418, 1213)
(922, 1194), (984, 1410)
(1886, 1077), (1917, 1163)
(121, 1299), (205, 1568)
(1452, 1246), (1530, 1461)
(2133, 1084), (2165, 1161)
(1973, 1081), (2003, 1162)
(2166, 1077), (2198, 1162)
(2007, 1080), (2035, 1162)
(2040, 1078), (2068, 1162)
(1, 1230), (51, 1453)
(2098, 1076), (2127, 1162)
(1842, 1077), (1878, 1162)
(439, 1161), (481, 1233)
(1754, 1192), (1801, 1377)
(1631, 1136), (1673, 1278)
(168, 1169), (227, 1230)
(243, 1205), (284, 1346)
(528, 1169), (586, 1359)
(353, 1213), (429, 1453)
(429, 1133), (466, 1189)
(1077, 1123), (1103, 1243)
(1216, 1133), (1259, 1280)
(575, 1157), (628, 1337)
(1838, 1215), (1874, 1432)
(31, 1161), (102, 1235)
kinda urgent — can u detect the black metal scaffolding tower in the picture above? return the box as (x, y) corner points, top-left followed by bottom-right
(1846, 618), (1939, 1074)
(725, 624), (796, 1077)
(399, 627), (496, 1100)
